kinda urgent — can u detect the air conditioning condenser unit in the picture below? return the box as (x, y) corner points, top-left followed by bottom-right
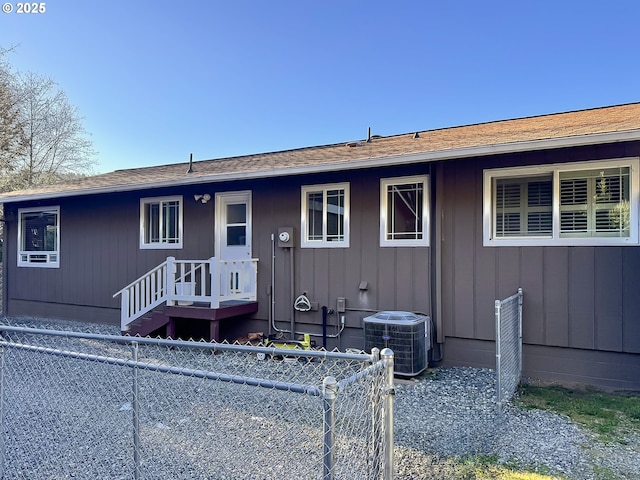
(363, 311), (431, 376)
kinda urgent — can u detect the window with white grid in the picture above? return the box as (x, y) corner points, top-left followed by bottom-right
(380, 176), (430, 247)
(301, 183), (349, 248)
(140, 196), (183, 249)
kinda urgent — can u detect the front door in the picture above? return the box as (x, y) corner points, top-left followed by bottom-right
(215, 191), (255, 298)
(215, 191), (252, 261)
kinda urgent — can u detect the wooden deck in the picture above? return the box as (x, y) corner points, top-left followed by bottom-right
(124, 300), (259, 340)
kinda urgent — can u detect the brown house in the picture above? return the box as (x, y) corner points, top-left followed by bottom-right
(1, 103), (639, 390)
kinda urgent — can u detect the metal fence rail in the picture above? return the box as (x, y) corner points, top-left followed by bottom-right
(495, 288), (523, 415)
(0, 325), (394, 480)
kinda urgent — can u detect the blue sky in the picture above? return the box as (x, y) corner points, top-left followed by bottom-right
(1, 1), (639, 173)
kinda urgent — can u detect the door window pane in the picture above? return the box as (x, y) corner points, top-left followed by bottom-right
(227, 204), (246, 224)
(227, 226), (246, 246)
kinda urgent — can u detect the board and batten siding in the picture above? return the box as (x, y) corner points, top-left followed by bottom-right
(439, 143), (640, 389)
(251, 169), (432, 350)
(4, 168), (433, 352)
(4, 188), (217, 323)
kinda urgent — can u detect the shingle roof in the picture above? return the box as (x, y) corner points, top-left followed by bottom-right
(3, 102), (640, 203)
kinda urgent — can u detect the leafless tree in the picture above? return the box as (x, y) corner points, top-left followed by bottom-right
(1, 71), (97, 192)
(0, 49), (25, 180)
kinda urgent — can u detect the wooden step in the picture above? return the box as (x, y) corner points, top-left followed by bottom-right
(123, 311), (171, 337)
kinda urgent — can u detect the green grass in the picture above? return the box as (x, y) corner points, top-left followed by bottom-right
(410, 380), (640, 478)
(438, 384), (640, 479)
(516, 383), (640, 444)
(453, 455), (563, 479)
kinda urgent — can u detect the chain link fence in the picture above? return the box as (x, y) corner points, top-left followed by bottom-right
(0, 325), (394, 480)
(495, 287), (523, 415)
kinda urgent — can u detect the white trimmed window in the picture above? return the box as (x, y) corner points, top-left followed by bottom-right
(18, 206), (60, 268)
(140, 196), (183, 249)
(301, 183), (349, 248)
(380, 175), (430, 247)
(484, 158), (639, 246)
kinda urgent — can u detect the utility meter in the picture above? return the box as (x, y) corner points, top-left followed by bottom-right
(277, 227), (294, 247)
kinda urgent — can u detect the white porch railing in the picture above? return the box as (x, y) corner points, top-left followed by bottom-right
(113, 256), (259, 331)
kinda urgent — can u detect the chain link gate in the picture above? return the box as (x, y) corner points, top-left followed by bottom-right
(495, 288), (523, 416)
(0, 325), (394, 480)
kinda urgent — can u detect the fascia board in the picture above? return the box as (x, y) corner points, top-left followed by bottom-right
(3, 129), (640, 204)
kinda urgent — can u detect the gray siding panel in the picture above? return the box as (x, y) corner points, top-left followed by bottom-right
(523, 343), (640, 391)
(594, 248), (624, 351)
(377, 248), (397, 310)
(520, 247), (544, 344)
(441, 164), (456, 337)
(543, 248), (569, 346)
(395, 249), (414, 308)
(567, 248), (595, 349)
(451, 162), (475, 338)
(412, 248), (431, 314)
(497, 248), (520, 299)
(474, 246), (495, 340)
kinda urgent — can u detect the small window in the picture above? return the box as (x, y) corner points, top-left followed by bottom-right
(484, 159), (638, 246)
(140, 196), (183, 249)
(301, 183), (349, 248)
(18, 206), (60, 268)
(380, 176), (430, 246)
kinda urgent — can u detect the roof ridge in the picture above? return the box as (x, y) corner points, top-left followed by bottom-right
(404, 101), (640, 138)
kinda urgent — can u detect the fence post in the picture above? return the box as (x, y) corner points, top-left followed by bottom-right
(495, 299), (503, 415)
(131, 341), (141, 480)
(322, 376), (337, 480)
(380, 348), (395, 480)
(370, 348), (382, 479)
(517, 288), (523, 380)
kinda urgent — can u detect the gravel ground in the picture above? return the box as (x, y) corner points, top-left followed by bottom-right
(0, 317), (638, 479)
(394, 368), (640, 479)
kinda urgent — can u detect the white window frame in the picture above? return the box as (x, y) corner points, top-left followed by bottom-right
(483, 158), (639, 246)
(380, 175), (430, 247)
(301, 183), (350, 248)
(140, 195), (183, 249)
(17, 206), (60, 268)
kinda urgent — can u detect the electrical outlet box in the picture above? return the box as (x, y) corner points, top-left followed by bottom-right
(336, 297), (346, 313)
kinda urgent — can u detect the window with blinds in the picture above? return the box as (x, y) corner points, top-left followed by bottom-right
(495, 177), (552, 237)
(484, 159), (638, 246)
(559, 168), (630, 237)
